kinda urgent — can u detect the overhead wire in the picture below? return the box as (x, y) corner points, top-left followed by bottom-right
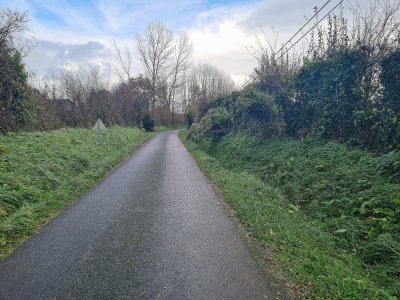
(273, 0), (333, 58)
(273, 0), (346, 62)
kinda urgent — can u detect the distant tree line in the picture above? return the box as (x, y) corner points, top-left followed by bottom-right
(191, 0), (400, 153)
(0, 11), (235, 134)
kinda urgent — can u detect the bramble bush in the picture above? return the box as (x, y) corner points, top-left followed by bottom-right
(190, 107), (232, 140)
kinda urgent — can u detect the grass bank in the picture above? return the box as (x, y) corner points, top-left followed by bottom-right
(155, 125), (186, 132)
(180, 131), (400, 299)
(0, 127), (154, 260)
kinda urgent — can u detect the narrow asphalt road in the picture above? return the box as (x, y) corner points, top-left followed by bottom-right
(0, 131), (282, 299)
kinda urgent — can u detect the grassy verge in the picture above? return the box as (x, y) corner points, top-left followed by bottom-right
(0, 127), (154, 260)
(155, 125), (186, 132)
(179, 131), (399, 299)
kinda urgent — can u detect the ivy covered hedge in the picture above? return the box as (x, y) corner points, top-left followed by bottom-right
(191, 48), (400, 154)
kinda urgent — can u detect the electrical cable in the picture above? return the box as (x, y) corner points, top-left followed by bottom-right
(274, 0), (345, 62)
(273, 0), (333, 58)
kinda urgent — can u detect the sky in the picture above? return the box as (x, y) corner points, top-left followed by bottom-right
(0, 0), (346, 85)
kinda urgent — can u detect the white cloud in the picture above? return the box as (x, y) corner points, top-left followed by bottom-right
(2, 0), (362, 86)
(186, 0), (349, 84)
(25, 40), (113, 78)
(187, 3), (258, 84)
(95, 1), (144, 33)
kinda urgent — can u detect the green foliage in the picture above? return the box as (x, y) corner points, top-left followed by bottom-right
(142, 114), (155, 132)
(186, 111), (195, 128)
(202, 133), (400, 297)
(180, 131), (399, 299)
(377, 151), (400, 181)
(154, 125), (184, 132)
(0, 52), (31, 134)
(361, 233), (400, 277)
(277, 45), (400, 153)
(228, 87), (284, 136)
(286, 49), (370, 141)
(190, 107), (232, 139)
(196, 46), (400, 153)
(0, 127), (154, 259)
(381, 50), (400, 115)
(373, 49), (400, 151)
(191, 87), (285, 138)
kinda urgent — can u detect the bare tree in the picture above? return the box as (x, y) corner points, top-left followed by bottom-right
(0, 8), (30, 81)
(350, 0), (400, 54)
(112, 40), (133, 82)
(112, 75), (152, 126)
(0, 8), (28, 50)
(57, 66), (110, 126)
(193, 63), (235, 99)
(248, 28), (302, 94)
(166, 32), (193, 112)
(180, 63), (235, 116)
(135, 21), (174, 111)
(26, 71), (61, 130)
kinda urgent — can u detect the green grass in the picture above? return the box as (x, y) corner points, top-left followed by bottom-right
(155, 125), (186, 132)
(180, 131), (400, 299)
(0, 127), (154, 260)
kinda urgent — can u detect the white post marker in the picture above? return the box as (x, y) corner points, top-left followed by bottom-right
(92, 118), (106, 143)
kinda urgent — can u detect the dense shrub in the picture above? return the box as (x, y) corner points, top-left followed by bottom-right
(228, 87), (284, 136)
(0, 10), (32, 135)
(0, 52), (31, 134)
(190, 107), (232, 139)
(186, 111), (195, 128)
(191, 87), (285, 138)
(381, 50), (400, 116)
(194, 45), (400, 153)
(287, 48), (370, 140)
(142, 114), (154, 132)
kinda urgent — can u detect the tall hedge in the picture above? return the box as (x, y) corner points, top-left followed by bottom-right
(0, 52), (31, 134)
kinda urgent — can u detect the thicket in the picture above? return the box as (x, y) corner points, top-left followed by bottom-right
(191, 1), (400, 153)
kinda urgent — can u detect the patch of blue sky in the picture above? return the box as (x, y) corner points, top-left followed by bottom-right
(31, 6), (66, 26)
(2, 0), (261, 39)
(205, 0), (248, 6)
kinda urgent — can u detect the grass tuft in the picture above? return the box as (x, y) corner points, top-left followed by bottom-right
(0, 127), (154, 259)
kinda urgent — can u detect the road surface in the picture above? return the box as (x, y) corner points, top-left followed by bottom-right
(0, 131), (284, 299)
